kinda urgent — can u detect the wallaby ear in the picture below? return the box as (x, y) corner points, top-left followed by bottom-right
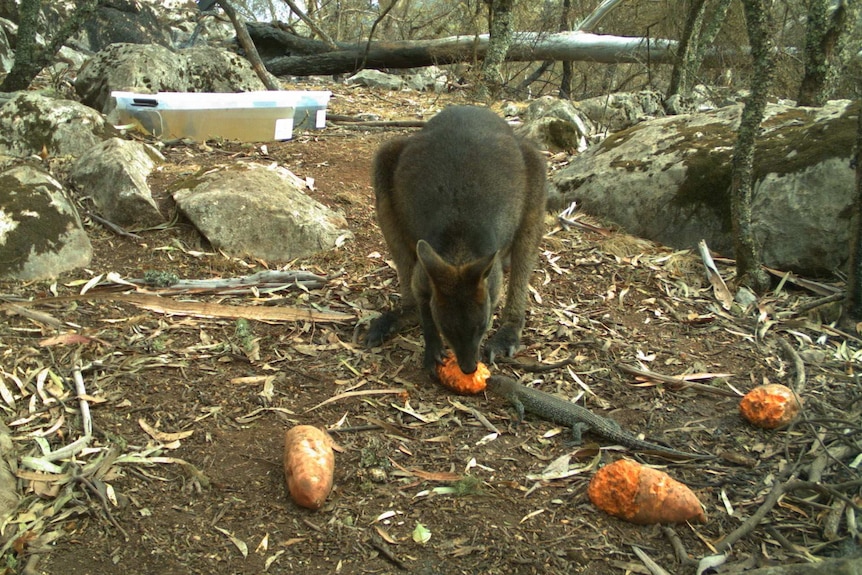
(461, 251), (497, 304)
(416, 239), (449, 282)
(467, 251), (498, 284)
(480, 251), (498, 280)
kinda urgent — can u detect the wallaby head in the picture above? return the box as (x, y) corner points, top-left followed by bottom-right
(416, 239), (501, 374)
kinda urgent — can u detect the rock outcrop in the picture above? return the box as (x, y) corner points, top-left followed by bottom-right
(551, 100), (857, 276)
(0, 165), (92, 280)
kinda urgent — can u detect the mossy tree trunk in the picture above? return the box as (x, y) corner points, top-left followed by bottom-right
(694, 0), (732, 68)
(730, 0), (774, 293)
(559, 0), (573, 99)
(479, 0), (515, 99)
(843, 99), (862, 326)
(668, 0), (733, 99)
(668, 0), (707, 98)
(0, 0), (100, 92)
(797, 0), (854, 106)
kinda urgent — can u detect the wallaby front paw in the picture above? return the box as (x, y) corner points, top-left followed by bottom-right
(422, 345), (446, 377)
(484, 326), (521, 364)
(366, 312), (399, 348)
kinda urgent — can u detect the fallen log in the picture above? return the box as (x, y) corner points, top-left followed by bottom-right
(246, 25), (750, 77)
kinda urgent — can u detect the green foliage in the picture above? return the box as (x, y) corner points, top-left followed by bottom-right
(449, 475), (482, 496)
(234, 318), (256, 353)
(143, 271), (180, 287)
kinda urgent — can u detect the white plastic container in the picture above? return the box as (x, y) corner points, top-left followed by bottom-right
(111, 90), (330, 142)
(291, 91), (331, 131)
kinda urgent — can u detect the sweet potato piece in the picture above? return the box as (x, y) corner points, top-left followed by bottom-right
(436, 353), (490, 394)
(588, 459), (705, 524)
(739, 383), (802, 429)
(284, 425), (335, 510)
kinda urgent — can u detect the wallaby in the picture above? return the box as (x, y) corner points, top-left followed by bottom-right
(366, 106), (547, 376)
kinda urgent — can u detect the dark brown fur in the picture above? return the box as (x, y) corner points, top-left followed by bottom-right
(366, 106), (547, 375)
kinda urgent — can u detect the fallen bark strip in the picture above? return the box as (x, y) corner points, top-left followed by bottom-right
(327, 114), (426, 128)
(127, 269), (333, 294)
(1, 291), (352, 324)
(116, 293), (351, 323)
(21, 367), (93, 469)
(304, 389), (408, 413)
(1, 303), (64, 329)
(619, 364), (740, 397)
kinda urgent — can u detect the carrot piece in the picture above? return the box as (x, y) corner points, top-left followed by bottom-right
(436, 353), (490, 394)
(739, 383), (802, 429)
(588, 459), (705, 524)
(283, 425), (335, 510)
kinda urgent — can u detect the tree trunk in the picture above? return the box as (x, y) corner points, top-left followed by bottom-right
(577, 0), (629, 31)
(283, 0), (337, 49)
(668, 0), (707, 98)
(215, 0), (280, 90)
(797, 0), (851, 106)
(480, 0), (516, 98)
(0, 0), (99, 92)
(245, 21), (336, 59)
(559, 0), (573, 99)
(730, 0), (774, 293)
(693, 0), (732, 68)
(668, 0), (734, 98)
(0, 0), (40, 92)
(843, 99), (862, 325)
(560, 61), (573, 99)
(517, 61), (552, 94)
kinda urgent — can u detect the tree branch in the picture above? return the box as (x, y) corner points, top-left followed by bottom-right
(215, 0), (280, 90)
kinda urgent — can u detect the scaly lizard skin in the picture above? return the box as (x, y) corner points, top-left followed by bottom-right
(486, 375), (711, 460)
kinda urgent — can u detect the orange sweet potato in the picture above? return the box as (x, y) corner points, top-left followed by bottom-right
(739, 383), (802, 429)
(284, 425), (335, 510)
(436, 353), (490, 394)
(588, 459), (705, 524)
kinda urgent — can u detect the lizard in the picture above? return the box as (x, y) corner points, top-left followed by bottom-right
(486, 375), (712, 460)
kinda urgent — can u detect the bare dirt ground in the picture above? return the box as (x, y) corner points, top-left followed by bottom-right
(1, 85), (860, 575)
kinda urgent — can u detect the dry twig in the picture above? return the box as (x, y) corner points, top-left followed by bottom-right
(716, 476), (862, 554)
(619, 364), (739, 397)
(775, 336), (806, 394)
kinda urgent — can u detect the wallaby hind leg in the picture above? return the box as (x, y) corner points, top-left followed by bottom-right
(365, 208), (418, 347)
(484, 142), (547, 362)
(366, 138), (419, 348)
(366, 287), (418, 348)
